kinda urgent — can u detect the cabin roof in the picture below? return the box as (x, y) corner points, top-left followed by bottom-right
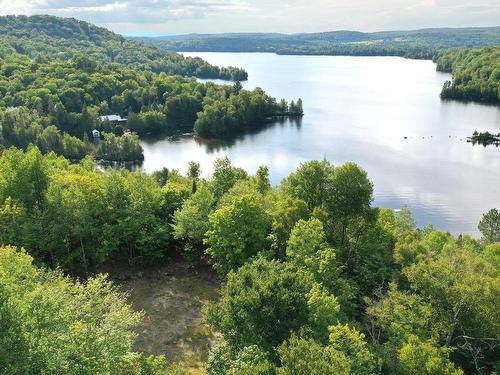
(99, 114), (125, 122)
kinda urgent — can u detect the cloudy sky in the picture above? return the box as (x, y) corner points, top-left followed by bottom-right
(0, 0), (499, 35)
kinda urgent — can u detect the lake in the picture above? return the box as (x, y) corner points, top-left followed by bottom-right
(140, 52), (500, 235)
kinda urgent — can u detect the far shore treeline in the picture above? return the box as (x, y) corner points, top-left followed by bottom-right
(137, 30), (500, 105)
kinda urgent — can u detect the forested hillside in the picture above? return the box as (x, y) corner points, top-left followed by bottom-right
(0, 16), (301, 162)
(135, 27), (500, 59)
(0, 150), (498, 374)
(437, 46), (500, 104)
(0, 15), (247, 81)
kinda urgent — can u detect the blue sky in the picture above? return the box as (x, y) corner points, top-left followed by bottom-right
(1, 0), (499, 35)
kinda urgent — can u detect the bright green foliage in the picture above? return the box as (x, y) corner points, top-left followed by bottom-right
(0, 146), (48, 212)
(187, 161), (201, 179)
(399, 336), (463, 375)
(306, 283), (341, 342)
(478, 208), (500, 244)
(404, 247), (500, 346)
(328, 324), (379, 375)
(267, 192), (309, 258)
(371, 236), (500, 374)
(278, 335), (351, 375)
(285, 218), (356, 314)
(255, 165), (271, 194)
(281, 159), (335, 210)
(161, 170), (193, 220)
(287, 218), (328, 262)
(207, 257), (341, 359)
(205, 195), (270, 275)
(367, 283), (439, 348)
(394, 229), (452, 268)
(216, 179), (262, 208)
(173, 182), (215, 261)
(1, 150), (498, 374)
(0, 246), (166, 375)
(394, 206), (417, 234)
(482, 242), (500, 269)
(211, 157), (248, 200)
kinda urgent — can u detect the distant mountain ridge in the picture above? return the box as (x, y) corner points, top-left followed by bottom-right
(133, 27), (500, 59)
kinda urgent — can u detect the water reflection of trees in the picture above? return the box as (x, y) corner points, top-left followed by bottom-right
(195, 117), (303, 153)
(98, 159), (144, 172)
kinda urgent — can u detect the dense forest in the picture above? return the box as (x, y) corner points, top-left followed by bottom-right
(0, 15), (248, 81)
(0, 149), (498, 374)
(0, 16), (302, 161)
(436, 46), (500, 104)
(135, 27), (500, 60)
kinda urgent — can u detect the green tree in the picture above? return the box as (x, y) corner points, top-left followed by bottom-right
(211, 157), (248, 200)
(478, 208), (500, 244)
(205, 194), (270, 276)
(399, 336), (463, 375)
(173, 182), (215, 261)
(287, 218), (356, 318)
(206, 257), (312, 354)
(187, 161), (201, 179)
(0, 246), (166, 375)
(278, 334), (351, 375)
(326, 162), (373, 246)
(268, 193), (309, 258)
(207, 342), (273, 375)
(255, 165), (271, 194)
(281, 159), (335, 210)
(403, 247), (499, 373)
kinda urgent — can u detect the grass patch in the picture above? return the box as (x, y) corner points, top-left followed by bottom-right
(116, 260), (219, 374)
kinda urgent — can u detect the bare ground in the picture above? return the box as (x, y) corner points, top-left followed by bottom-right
(115, 260), (219, 374)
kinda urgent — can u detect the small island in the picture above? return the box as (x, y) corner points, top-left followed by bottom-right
(468, 130), (500, 146)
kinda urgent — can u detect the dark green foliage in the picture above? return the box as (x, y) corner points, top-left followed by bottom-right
(0, 15), (302, 163)
(205, 257), (333, 355)
(194, 87), (301, 138)
(437, 46), (499, 104)
(469, 131), (500, 146)
(0, 147), (176, 274)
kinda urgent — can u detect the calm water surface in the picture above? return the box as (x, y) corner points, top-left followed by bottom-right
(141, 53), (500, 235)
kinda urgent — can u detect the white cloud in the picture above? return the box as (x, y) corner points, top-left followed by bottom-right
(0, 0), (498, 33)
(47, 2), (128, 13)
